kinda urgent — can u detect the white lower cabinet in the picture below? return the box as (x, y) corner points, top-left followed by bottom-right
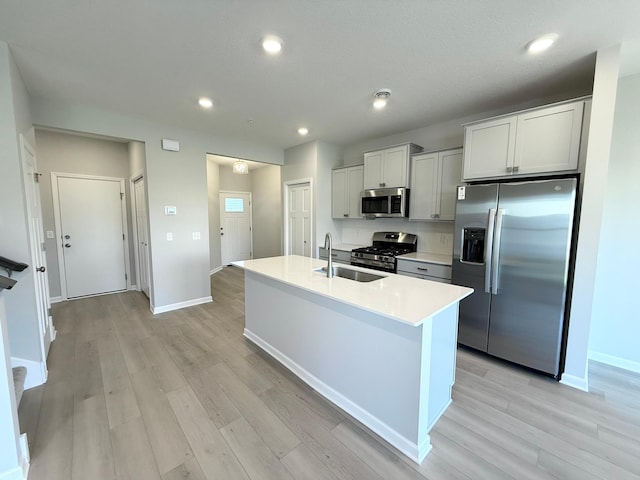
(318, 247), (352, 265)
(410, 148), (462, 221)
(396, 258), (452, 283)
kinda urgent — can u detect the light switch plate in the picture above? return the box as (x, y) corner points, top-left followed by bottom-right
(166, 232), (173, 241)
(46, 230), (55, 239)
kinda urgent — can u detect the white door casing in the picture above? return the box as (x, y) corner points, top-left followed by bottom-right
(52, 173), (130, 299)
(284, 180), (312, 257)
(134, 177), (150, 297)
(219, 191), (253, 265)
(20, 135), (55, 366)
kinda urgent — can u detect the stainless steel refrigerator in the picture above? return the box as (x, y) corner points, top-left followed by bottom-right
(451, 178), (577, 377)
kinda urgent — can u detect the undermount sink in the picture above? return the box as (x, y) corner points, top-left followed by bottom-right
(315, 266), (385, 283)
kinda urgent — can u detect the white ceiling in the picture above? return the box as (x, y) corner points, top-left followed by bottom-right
(1, 1), (639, 151)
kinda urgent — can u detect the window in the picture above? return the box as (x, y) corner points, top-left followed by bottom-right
(225, 197), (244, 212)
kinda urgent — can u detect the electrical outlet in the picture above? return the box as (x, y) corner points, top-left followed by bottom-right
(192, 232), (201, 240)
(166, 232), (173, 241)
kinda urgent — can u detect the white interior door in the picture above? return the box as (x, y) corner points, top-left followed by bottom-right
(134, 178), (150, 297)
(20, 135), (55, 357)
(287, 182), (311, 256)
(219, 191), (252, 265)
(54, 175), (128, 298)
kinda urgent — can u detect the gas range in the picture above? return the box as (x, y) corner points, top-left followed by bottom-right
(350, 232), (418, 273)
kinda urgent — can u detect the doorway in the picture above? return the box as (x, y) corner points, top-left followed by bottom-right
(284, 180), (312, 257)
(219, 191), (253, 265)
(20, 135), (55, 362)
(51, 173), (130, 299)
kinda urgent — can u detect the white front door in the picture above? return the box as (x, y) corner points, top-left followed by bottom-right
(287, 182), (311, 256)
(20, 135), (55, 357)
(219, 191), (252, 265)
(134, 177), (150, 297)
(54, 174), (128, 298)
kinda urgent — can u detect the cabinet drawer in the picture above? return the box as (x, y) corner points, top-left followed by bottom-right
(318, 247), (351, 264)
(397, 270), (451, 284)
(396, 259), (451, 280)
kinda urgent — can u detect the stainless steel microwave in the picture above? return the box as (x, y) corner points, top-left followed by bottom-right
(360, 187), (410, 218)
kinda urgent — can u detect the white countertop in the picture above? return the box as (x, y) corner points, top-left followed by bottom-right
(397, 252), (453, 266)
(233, 255), (472, 327)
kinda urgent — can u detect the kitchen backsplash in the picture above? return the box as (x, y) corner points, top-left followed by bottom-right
(339, 219), (454, 256)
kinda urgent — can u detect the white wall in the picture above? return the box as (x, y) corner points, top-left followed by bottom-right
(0, 42), (43, 366)
(588, 71), (640, 371)
(251, 165), (282, 259)
(219, 165), (252, 191)
(562, 45), (621, 390)
(0, 41), (33, 479)
(34, 129), (136, 298)
(207, 159), (221, 273)
(31, 98), (284, 312)
(129, 140), (146, 179)
(315, 141), (342, 251)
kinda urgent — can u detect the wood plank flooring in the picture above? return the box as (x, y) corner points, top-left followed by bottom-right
(18, 266), (640, 480)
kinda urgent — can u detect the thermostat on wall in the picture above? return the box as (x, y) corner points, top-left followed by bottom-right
(161, 138), (180, 152)
(165, 206), (177, 215)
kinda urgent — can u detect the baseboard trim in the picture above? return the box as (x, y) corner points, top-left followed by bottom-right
(152, 296), (213, 315)
(18, 434), (29, 480)
(589, 350), (640, 374)
(10, 357), (47, 390)
(210, 266), (224, 276)
(244, 328), (427, 463)
(559, 373), (589, 392)
(49, 296), (63, 304)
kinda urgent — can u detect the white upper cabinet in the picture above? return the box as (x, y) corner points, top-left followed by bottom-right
(363, 143), (422, 189)
(332, 165), (363, 219)
(410, 148), (462, 221)
(463, 100), (585, 181)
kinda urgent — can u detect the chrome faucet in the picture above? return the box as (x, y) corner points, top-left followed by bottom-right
(324, 232), (333, 278)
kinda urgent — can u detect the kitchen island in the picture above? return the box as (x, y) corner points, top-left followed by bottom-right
(232, 255), (473, 463)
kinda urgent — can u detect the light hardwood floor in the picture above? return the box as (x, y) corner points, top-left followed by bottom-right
(19, 266), (640, 480)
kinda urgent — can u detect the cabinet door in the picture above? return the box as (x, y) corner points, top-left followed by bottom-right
(363, 151), (384, 189)
(437, 149), (463, 221)
(463, 117), (517, 180)
(331, 169), (347, 218)
(514, 101), (583, 175)
(382, 144), (409, 188)
(409, 152), (438, 220)
(346, 165), (363, 218)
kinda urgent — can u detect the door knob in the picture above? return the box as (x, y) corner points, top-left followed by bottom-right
(64, 234), (71, 239)
(36, 266), (46, 272)
(65, 243), (71, 248)
(220, 233), (224, 236)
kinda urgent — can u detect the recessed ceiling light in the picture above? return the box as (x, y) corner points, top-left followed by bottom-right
(298, 127), (309, 136)
(527, 33), (559, 54)
(262, 35), (283, 54)
(373, 89), (391, 110)
(198, 97), (213, 108)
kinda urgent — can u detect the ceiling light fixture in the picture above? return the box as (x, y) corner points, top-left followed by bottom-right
(262, 35), (283, 54)
(232, 160), (249, 175)
(198, 97), (213, 108)
(373, 89), (391, 109)
(298, 127), (309, 136)
(527, 33), (559, 54)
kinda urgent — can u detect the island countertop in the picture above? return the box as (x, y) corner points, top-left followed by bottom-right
(232, 255), (473, 327)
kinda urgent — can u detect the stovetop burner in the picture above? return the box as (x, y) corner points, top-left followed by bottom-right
(350, 232), (418, 273)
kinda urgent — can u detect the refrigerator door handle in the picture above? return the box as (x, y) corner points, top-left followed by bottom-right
(491, 208), (505, 295)
(485, 208), (497, 294)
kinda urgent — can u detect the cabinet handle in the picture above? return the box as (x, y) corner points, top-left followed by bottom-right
(430, 213), (440, 219)
(513, 166), (520, 173)
(506, 166), (513, 173)
(343, 213), (349, 217)
(417, 267), (429, 272)
(379, 182), (385, 187)
(331, 253), (338, 257)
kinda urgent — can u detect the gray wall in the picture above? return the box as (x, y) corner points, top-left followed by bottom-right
(589, 71), (640, 368)
(220, 165), (252, 191)
(31, 98), (284, 311)
(0, 42), (42, 364)
(207, 159), (221, 272)
(35, 129), (136, 298)
(251, 165), (282, 259)
(129, 140), (146, 179)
